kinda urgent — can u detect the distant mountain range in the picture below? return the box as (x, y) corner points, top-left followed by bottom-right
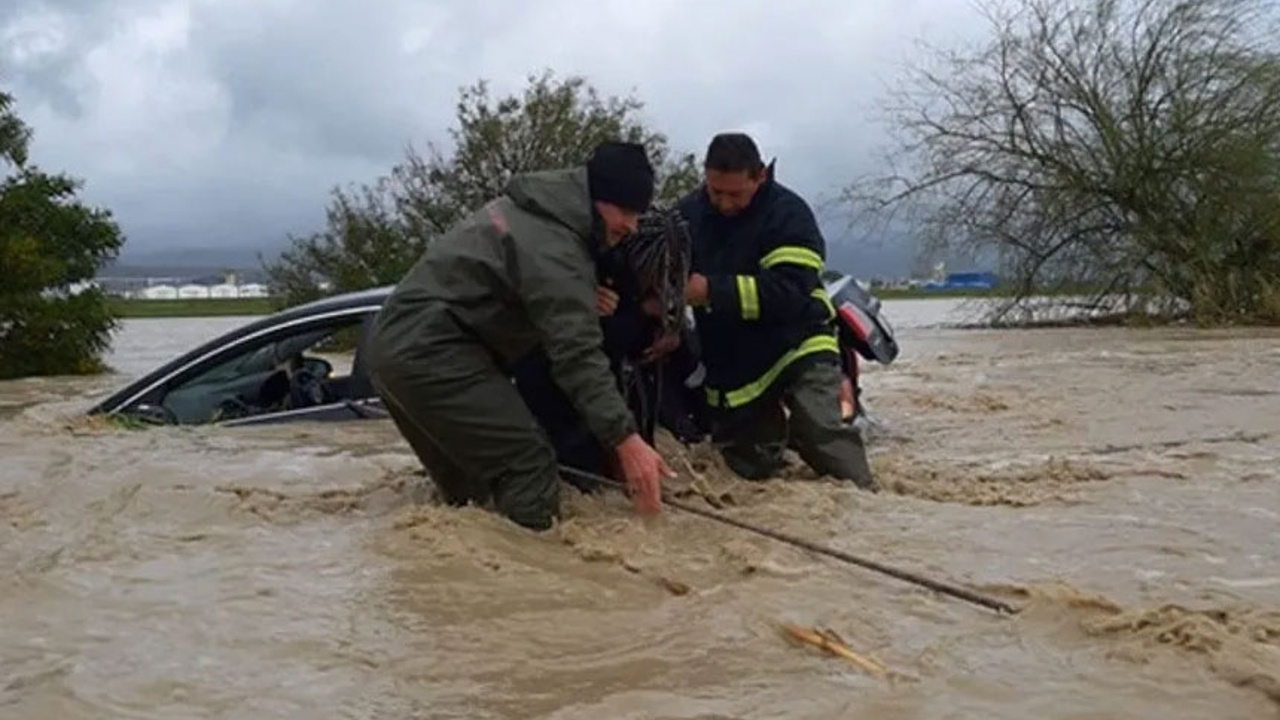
(99, 223), (988, 285)
(100, 245), (279, 284)
(108, 244), (278, 270)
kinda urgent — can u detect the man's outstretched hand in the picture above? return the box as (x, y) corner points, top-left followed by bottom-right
(641, 330), (681, 365)
(685, 273), (709, 307)
(614, 433), (675, 515)
(839, 376), (855, 423)
(596, 285), (620, 317)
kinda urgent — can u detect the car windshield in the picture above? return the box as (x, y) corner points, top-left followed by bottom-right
(184, 328), (333, 387)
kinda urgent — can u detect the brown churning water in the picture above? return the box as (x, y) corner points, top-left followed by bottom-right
(2, 307), (1278, 719)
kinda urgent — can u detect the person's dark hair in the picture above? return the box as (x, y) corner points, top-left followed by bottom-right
(704, 132), (764, 176)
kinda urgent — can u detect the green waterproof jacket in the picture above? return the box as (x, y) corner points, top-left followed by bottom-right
(367, 167), (638, 447)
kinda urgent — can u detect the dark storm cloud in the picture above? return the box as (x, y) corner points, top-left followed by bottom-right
(0, 0), (985, 273)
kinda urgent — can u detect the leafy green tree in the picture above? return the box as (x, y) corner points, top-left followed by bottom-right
(845, 0), (1280, 325)
(266, 71), (700, 308)
(0, 91), (125, 379)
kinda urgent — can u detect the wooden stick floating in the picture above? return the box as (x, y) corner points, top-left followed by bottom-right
(781, 623), (890, 677)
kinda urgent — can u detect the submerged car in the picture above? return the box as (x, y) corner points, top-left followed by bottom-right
(88, 275), (900, 429)
(87, 287), (392, 428)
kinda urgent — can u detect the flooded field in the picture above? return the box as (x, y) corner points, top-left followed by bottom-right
(2, 300), (1278, 719)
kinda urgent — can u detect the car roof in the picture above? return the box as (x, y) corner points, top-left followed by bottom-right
(276, 285), (394, 318)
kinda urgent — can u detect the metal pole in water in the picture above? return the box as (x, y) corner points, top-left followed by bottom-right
(557, 464), (1020, 616)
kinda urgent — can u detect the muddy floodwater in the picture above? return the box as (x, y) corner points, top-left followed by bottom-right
(2, 300), (1279, 719)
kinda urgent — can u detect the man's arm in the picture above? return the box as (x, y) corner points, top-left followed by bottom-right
(508, 227), (638, 448)
(700, 197), (827, 324)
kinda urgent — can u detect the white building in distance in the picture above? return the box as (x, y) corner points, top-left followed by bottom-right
(237, 283), (268, 298)
(140, 284), (178, 300)
(209, 283), (239, 299)
(178, 284), (210, 299)
(118, 279), (272, 300)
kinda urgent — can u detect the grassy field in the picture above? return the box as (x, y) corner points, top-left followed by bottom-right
(110, 297), (276, 318)
(874, 285), (1109, 300)
(874, 287), (1009, 300)
(109, 287), (1058, 318)
(110, 290), (1012, 319)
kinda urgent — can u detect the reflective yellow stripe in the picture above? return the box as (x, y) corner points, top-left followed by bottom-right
(811, 287), (836, 321)
(737, 275), (759, 320)
(704, 333), (840, 409)
(760, 246), (824, 271)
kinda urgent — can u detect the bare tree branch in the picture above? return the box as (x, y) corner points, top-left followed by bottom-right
(843, 0), (1280, 325)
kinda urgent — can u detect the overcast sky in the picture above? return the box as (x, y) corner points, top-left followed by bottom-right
(1, 0), (987, 274)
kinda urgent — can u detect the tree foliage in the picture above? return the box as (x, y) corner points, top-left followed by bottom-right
(0, 91), (125, 379)
(266, 71), (701, 308)
(846, 0), (1280, 325)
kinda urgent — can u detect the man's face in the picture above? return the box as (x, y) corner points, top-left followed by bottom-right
(705, 167), (764, 217)
(595, 201), (640, 246)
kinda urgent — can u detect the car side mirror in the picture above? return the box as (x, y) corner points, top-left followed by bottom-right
(129, 402), (179, 426)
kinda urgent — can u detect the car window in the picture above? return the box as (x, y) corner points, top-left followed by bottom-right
(181, 327), (332, 389)
(158, 318), (365, 424)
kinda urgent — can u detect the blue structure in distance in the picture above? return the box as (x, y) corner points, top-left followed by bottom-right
(922, 272), (999, 291)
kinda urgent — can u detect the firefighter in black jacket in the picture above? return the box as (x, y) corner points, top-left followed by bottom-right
(677, 133), (876, 490)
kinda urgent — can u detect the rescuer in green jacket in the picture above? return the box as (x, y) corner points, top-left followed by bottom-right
(676, 133), (877, 490)
(366, 141), (675, 530)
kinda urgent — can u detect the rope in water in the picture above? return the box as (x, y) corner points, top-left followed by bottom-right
(557, 464), (1020, 616)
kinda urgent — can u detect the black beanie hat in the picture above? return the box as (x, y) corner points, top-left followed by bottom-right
(587, 140), (655, 213)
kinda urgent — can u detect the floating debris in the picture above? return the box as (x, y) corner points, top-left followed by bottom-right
(780, 623), (889, 677)
(656, 576), (692, 596)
